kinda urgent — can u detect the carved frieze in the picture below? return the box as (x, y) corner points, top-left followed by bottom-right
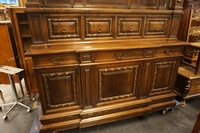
(42, 71), (77, 109)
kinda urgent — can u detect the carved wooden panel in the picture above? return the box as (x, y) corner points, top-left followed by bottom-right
(117, 17), (143, 36)
(44, 0), (72, 7)
(130, 0), (159, 9)
(145, 17), (170, 36)
(152, 60), (176, 92)
(98, 65), (139, 102)
(85, 17), (113, 38)
(85, 0), (129, 8)
(42, 70), (79, 109)
(47, 17), (80, 39)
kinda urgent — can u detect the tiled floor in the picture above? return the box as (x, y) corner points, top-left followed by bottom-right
(0, 80), (200, 133)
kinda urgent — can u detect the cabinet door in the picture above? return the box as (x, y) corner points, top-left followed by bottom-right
(149, 57), (180, 110)
(81, 61), (143, 108)
(35, 66), (82, 114)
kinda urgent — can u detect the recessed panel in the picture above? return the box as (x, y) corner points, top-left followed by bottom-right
(98, 65), (138, 102)
(86, 17), (113, 38)
(145, 18), (169, 36)
(118, 17), (143, 36)
(48, 17), (80, 39)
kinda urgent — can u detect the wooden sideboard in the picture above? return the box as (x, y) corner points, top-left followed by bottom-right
(24, 0), (187, 132)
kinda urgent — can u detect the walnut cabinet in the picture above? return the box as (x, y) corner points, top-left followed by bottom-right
(25, 0), (187, 132)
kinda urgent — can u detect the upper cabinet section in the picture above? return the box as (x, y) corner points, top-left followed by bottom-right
(26, 0), (184, 10)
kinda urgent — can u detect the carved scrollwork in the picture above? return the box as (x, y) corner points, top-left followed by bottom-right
(192, 9), (200, 21)
(42, 71), (77, 109)
(189, 26), (200, 36)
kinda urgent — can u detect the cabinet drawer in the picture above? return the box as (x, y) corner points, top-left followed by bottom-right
(145, 17), (171, 36)
(85, 17), (113, 38)
(155, 47), (183, 57)
(33, 54), (79, 67)
(80, 50), (144, 63)
(47, 17), (80, 39)
(117, 17), (143, 36)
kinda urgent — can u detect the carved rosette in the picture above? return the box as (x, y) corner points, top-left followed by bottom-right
(152, 61), (176, 92)
(189, 26), (200, 36)
(42, 71), (77, 109)
(98, 65), (138, 102)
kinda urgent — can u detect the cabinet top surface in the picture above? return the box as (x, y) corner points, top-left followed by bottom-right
(25, 40), (188, 56)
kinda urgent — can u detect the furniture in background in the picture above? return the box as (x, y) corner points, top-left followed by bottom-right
(25, 0), (186, 132)
(0, 65), (31, 120)
(0, 20), (24, 96)
(174, 2), (200, 107)
(8, 7), (38, 98)
(192, 110), (200, 133)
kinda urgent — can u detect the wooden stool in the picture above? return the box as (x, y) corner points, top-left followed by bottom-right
(192, 110), (200, 133)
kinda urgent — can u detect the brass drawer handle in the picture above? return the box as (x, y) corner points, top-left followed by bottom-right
(164, 49), (173, 55)
(97, 27), (101, 33)
(115, 52), (126, 60)
(61, 28), (66, 34)
(50, 57), (64, 65)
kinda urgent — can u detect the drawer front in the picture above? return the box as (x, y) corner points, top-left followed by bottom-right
(80, 50), (144, 63)
(145, 17), (171, 36)
(155, 47), (183, 57)
(33, 54), (79, 67)
(85, 17), (113, 38)
(47, 17), (80, 39)
(117, 17), (143, 36)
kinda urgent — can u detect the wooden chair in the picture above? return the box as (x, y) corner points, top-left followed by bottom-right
(192, 110), (200, 133)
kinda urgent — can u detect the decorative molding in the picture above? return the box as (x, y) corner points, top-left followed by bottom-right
(118, 17), (142, 36)
(152, 61), (176, 92)
(48, 18), (80, 38)
(98, 65), (138, 102)
(82, 54), (92, 62)
(86, 17), (113, 37)
(42, 71), (77, 109)
(85, 69), (91, 106)
(145, 18), (168, 35)
(41, 113), (80, 125)
(143, 63), (150, 93)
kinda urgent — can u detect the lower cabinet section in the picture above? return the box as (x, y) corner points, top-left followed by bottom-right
(31, 51), (181, 132)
